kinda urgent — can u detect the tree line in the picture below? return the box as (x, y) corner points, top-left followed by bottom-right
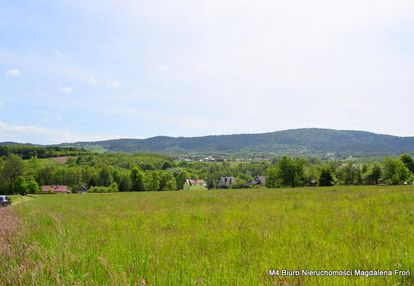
(266, 154), (414, 188)
(0, 152), (413, 195)
(0, 145), (90, 159)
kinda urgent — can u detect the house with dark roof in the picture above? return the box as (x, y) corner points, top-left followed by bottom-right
(41, 185), (71, 194)
(183, 179), (207, 190)
(218, 176), (236, 188)
(250, 176), (267, 187)
(76, 184), (88, 194)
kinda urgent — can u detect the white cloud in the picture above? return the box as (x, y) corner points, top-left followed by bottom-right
(109, 80), (120, 91)
(0, 121), (118, 144)
(41, 117), (63, 123)
(54, 49), (63, 59)
(194, 64), (210, 72)
(89, 77), (97, 86)
(59, 86), (73, 93)
(6, 68), (20, 77)
(158, 64), (168, 71)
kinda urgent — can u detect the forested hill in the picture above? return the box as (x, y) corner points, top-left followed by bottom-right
(57, 128), (414, 156)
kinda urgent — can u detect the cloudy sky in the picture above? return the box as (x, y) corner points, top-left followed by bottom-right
(1, 0), (414, 144)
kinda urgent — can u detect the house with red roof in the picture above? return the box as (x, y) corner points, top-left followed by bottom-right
(41, 185), (71, 194)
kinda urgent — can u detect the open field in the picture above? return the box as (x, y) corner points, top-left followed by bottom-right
(22, 157), (64, 168)
(1, 186), (414, 285)
(49, 156), (75, 164)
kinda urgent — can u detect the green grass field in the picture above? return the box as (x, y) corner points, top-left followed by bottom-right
(2, 186), (414, 285)
(22, 157), (65, 168)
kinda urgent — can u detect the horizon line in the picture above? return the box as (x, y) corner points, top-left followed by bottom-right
(1, 127), (413, 146)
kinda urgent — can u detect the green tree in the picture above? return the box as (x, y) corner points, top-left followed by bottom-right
(110, 182), (119, 192)
(319, 166), (334, 186)
(118, 172), (132, 192)
(161, 161), (173, 170)
(65, 167), (82, 189)
(36, 166), (56, 185)
(98, 166), (113, 186)
(400, 154), (414, 173)
(303, 165), (320, 186)
(144, 172), (161, 192)
(363, 162), (382, 185)
(277, 156), (304, 188)
(159, 172), (177, 191)
(266, 166), (281, 188)
(383, 157), (411, 185)
(336, 162), (362, 185)
(13, 176), (27, 195)
(26, 156), (40, 177)
(26, 177), (40, 194)
(0, 154), (24, 194)
(130, 166), (145, 192)
(82, 166), (99, 187)
(176, 170), (191, 190)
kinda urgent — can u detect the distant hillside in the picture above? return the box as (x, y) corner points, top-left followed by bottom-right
(56, 128), (414, 156)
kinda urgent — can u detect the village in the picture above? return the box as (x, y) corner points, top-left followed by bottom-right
(38, 175), (267, 194)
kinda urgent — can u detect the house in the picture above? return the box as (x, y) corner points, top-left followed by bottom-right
(250, 176), (266, 187)
(218, 177), (236, 188)
(41, 185), (71, 194)
(183, 179), (207, 190)
(76, 184), (88, 194)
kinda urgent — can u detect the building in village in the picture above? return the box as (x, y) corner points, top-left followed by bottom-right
(218, 176), (236, 188)
(41, 185), (71, 194)
(183, 179), (207, 190)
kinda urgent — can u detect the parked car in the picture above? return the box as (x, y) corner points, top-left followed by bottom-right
(0, 195), (11, 207)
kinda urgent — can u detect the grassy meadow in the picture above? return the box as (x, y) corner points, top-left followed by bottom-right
(1, 186), (414, 285)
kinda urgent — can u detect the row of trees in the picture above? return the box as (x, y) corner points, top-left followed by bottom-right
(0, 145), (88, 159)
(266, 155), (414, 188)
(1, 152), (414, 195)
(0, 154), (192, 195)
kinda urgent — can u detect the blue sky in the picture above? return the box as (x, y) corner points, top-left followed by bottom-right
(1, 0), (414, 144)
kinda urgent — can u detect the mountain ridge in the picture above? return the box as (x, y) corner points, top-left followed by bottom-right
(3, 128), (414, 156)
(48, 128), (414, 156)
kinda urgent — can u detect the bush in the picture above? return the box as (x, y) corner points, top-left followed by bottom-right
(88, 182), (119, 193)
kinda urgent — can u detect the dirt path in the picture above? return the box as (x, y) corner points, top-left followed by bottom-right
(0, 208), (18, 251)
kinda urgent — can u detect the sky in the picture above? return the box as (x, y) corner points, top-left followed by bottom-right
(1, 0), (414, 144)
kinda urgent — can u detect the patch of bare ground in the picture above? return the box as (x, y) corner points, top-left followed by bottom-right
(0, 208), (42, 286)
(0, 208), (18, 249)
(51, 156), (73, 164)
(0, 208), (19, 285)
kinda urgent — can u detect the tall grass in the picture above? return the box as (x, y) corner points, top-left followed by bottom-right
(1, 186), (414, 285)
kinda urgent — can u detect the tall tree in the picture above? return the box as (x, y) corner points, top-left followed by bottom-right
(118, 172), (132, 192)
(130, 166), (145, 192)
(176, 170), (191, 190)
(0, 154), (24, 194)
(277, 156), (304, 188)
(363, 162), (382, 185)
(98, 166), (113, 186)
(266, 166), (281, 188)
(26, 177), (40, 194)
(319, 166), (334, 186)
(159, 172), (177, 191)
(13, 176), (27, 195)
(336, 162), (362, 185)
(400, 154), (414, 173)
(383, 157), (411, 185)
(144, 171), (161, 192)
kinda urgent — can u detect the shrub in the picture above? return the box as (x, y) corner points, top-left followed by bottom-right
(88, 182), (119, 193)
